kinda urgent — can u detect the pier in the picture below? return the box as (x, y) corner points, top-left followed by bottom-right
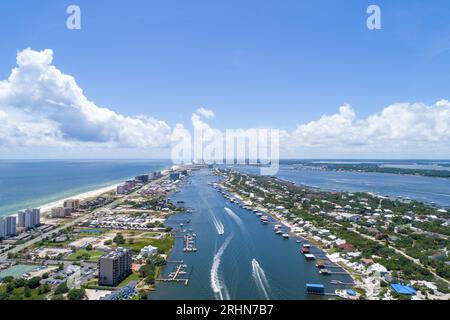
(183, 233), (197, 252)
(156, 263), (190, 286)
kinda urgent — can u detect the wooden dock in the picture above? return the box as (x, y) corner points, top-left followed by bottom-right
(156, 263), (190, 286)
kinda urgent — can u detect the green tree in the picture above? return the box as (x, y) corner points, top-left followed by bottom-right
(1, 276), (14, 284)
(55, 282), (69, 295)
(38, 284), (51, 295)
(27, 277), (41, 289)
(113, 233), (125, 245)
(67, 288), (86, 300)
(0, 291), (9, 300)
(24, 286), (32, 298)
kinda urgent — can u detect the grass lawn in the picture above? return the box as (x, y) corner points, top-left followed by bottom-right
(0, 285), (48, 300)
(120, 235), (174, 254)
(84, 272), (142, 290)
(117, 272), (141, 288)
(67, 249), (104, 262)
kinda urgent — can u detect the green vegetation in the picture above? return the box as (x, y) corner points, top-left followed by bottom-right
(302, 162), (450, 179)
(121, 234), (174, 254)
(117, 272), (141, 288)
(0, 276), (49, 300)
(67, 249), (104, 262)
(222, 169), (450, 287)
(67, 288), (86, 300)
(54, 282), (69, 295)
(113, 233), (125, 245)
(138, 255), (167, 286)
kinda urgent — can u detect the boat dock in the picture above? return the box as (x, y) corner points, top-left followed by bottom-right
(156, 263), (190, 286)
(183, 233), (197, 252)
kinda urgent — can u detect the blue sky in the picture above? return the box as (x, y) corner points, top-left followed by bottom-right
(0, 0), (450, 158)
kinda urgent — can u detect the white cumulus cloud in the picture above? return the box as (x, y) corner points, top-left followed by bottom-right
(195, 107), (215, 119)
(0, 48), (172, 150)
(286, 101), (450, 157)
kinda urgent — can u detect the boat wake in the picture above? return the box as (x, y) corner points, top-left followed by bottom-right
(251, 259), (271, 300)
(211, 235), (232, 300)
(212, 215), (225, 235)
(224, 207), (243, 226)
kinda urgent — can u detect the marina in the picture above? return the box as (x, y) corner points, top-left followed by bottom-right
(150, 169), (352, 300)
(156, 262), (190, 286)
(183, 234), (198, 252)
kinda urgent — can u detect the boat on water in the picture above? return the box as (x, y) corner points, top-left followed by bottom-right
(256, 212), (263, 217)
(261, 216), (269, 223)
(282, 233), (290, 239)
(296, 240), (302, 243)
(275, 230), (283, 235)
(316, 261), (326, 269)
(304, 254), (316, 260)
(320, 269), (331, 275)
(301, 244), (311, 254)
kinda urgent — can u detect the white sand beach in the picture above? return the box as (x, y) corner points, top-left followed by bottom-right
(38, 183), (120, 214)
(2, 183), (121, 224)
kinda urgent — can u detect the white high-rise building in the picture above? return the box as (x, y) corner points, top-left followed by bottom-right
(5, 216), (17, 236)
(0, 219), (6, 239)
(17, 208), (40, 230)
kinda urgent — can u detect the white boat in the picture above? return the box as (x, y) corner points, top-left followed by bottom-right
(282, 233), (289, 239)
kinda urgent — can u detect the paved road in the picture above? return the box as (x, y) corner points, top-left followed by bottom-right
(0, 176), (168, 263)
(351, 223), (450, 286)
(0, 212), (93, 262)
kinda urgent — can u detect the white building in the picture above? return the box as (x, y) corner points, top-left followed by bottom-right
(51, 207), (72, 218)
(368, 263), (389, 278)
(137, 245), (158, 259)
(63, 199), (80, 212)
(18, 208), (40, 230)
(0, 216), (17, 238)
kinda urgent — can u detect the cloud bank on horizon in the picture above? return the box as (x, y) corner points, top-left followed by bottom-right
(1, 48), (449, 158)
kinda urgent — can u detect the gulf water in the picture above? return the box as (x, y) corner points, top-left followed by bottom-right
(0, 159), (171, 216)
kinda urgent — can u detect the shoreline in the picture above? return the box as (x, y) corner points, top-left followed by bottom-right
(217, 178), (355, 285)
(2, 182), (121, 222)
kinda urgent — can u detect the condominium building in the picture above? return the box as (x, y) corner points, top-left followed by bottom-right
(17, 208), (40, 230)
(0, 219), (6, 239)
(0, 216), (16, 238)
(135, 175), (149, 183)
(63, 199), (80, 212)
(98, 248), (132, 287)
(51, 206), (72, 218)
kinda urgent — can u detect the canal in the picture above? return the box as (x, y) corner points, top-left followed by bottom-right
(150, 169), (352, 300)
